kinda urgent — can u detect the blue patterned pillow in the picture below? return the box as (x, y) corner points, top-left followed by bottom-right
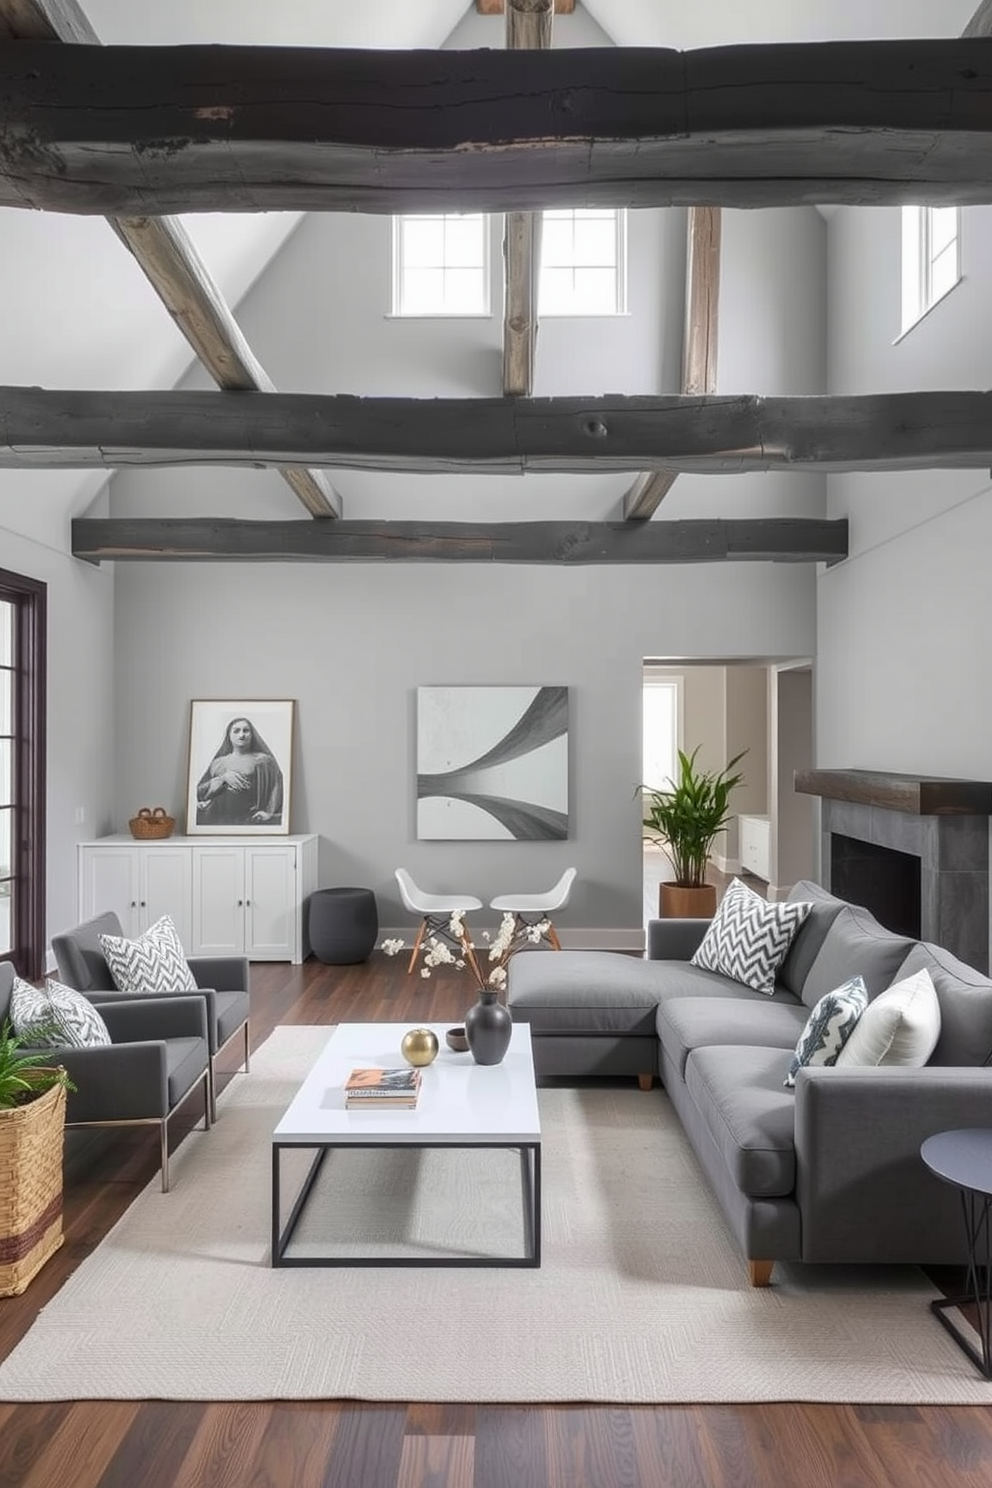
(690, 878), (813, 995)
(11, 975), (111, 1049)
(785, 975), (868, 1088)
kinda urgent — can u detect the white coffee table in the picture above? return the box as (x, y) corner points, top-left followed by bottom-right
(271, 1020), (542, 1268)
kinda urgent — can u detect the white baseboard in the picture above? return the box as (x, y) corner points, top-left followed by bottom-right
(712, 854), (740, 876)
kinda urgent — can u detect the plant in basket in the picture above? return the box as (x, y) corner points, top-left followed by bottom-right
(0, 1019), (76, 1296)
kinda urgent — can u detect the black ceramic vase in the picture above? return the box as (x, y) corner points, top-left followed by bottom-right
(464, 989), (512, 1066)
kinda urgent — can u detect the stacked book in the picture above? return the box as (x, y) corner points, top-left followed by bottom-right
(344, 1066), (421, 1109)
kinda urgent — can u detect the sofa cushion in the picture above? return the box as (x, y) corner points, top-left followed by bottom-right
(658, 996), (807, 1079)
(894, 942), (992, 1067)
(684, 1044), (798, 1198)
(798, 904), (915, 1010)
(690, 877), (813, 995)
(835, 967), (941, 1068)
(784, 975), (868, 1088)
(507, 951), (662, 1037)
(777, 881), (847, 999)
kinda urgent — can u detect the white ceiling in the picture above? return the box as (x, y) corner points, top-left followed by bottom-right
(0, 0), (980, 536)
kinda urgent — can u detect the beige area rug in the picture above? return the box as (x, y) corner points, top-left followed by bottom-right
(0, 1025), (988, 1404)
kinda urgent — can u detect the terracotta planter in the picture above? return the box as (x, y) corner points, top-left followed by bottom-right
(659, 882), (717, 919)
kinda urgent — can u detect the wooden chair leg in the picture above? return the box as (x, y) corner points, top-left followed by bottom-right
(546, 923), (562, 951)
(406, 919), (427, 974)
(747, 1259), (774, 1288)
(637, 1073), (654, 1091)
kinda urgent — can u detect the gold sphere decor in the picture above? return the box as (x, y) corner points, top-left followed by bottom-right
(400, 1027), (439, 1067)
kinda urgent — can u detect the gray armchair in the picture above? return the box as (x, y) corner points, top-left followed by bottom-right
(51, 911), (251, 1122)
(0, 958), (210, 1191)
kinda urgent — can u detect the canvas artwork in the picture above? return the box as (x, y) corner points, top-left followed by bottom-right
(416, 686), (568, 840)
(185, 699), (295, 835)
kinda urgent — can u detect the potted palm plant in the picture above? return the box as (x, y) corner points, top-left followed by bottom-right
(639, 746), (747, 917)
(0, 1021), (74, 1296)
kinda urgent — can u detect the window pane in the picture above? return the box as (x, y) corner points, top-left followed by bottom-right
(0, 882), (11, 957)
(443, 216), (484, 268)
(0, 602), (10, 666)
(442, 267), (485, 313)
(572, 219), (617, 267)
(539, 266), (577, 315)
(0, 740), (8, 805)
(401, 267), (445, 313)
(0, 670), (10, 735)
(541, 218), (576, 266)
(929, 207), (958, 258)
(643, 687), (678, 790)
(930, 244), (959, 302)
(572, 266), (617, 313)
(402, 218), (445, 268)
(0, 807), (9, 878)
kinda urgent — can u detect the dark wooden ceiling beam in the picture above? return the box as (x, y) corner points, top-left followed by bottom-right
(623, 205), (722, 520)
(502, 0), (552, 399)
(5, 387), (992, 475)
(0, 0), (340, 519)
(71, 517), (847, 566)
(3, 42), (992, 214)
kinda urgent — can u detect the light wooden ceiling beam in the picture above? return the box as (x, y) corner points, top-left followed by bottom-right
(502, 0), (553, 399)
(4, 388), (992, 476)
(623, 206), (723, 521)
(477, 0), (573, 13)
(71, 517), (847, 567)
(0, 0), (340, 519)
(2, 43), (992, 214)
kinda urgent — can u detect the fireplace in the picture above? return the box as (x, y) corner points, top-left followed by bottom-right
(794, 769), (992, 974)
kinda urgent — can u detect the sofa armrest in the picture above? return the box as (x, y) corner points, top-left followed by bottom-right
(18, 1041), (171, 1122)
(94, 994), (208, 1043)
(794, 1065), (992, 1263)
(646, 918), (710, 962)
(189, 956), (249, 994)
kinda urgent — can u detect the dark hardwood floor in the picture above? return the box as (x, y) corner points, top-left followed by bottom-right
(1, 949), (990, 1488)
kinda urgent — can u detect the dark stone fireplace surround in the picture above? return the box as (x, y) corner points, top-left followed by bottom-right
(794, 770), (992, 975)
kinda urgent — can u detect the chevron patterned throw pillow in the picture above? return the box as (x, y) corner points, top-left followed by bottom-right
(784, 975), (868, 1087)
(100, 914), (198, 995)
(11, 974), (111, 1048)
(690, 877), (814, 995)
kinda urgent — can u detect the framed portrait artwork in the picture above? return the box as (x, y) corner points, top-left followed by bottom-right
(185, 699), (295, 835)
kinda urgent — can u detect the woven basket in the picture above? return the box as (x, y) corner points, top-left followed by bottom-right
(0, 1079), (66, 1297)
(129, 805), (176, 841)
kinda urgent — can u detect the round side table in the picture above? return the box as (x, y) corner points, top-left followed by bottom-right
(308, 887), (379, 965)
(920, 1128), (992, 1380)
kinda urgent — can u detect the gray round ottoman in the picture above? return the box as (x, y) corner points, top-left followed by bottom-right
(309, 887), (379, 964)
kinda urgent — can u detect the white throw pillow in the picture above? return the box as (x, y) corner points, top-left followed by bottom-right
(11, 974), (111, 1048)
(690, 877), (813, 995)
(784, 975), (868, 1088)
(835, 967), (941, 1068)
(99, 914), (197, 995)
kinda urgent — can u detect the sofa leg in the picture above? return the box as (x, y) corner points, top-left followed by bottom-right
(747, 1259), (774, 1288)
(637, 1073), (653, 1091)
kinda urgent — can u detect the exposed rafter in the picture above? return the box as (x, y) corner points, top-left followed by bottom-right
(71, 518), (847, 567)
(502, 0), (553, 399)
(2, 43), (992, 214)
(0, 0), (340, 519)
(964, 0), (992, 37)
(4, 388), (992, 477)
(477, 0), (573, 13)
(623, 206), (723, 521)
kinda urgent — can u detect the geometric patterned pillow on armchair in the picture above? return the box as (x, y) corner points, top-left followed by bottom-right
(99, 914), (198, 994)
(11, 975), (112, 1048)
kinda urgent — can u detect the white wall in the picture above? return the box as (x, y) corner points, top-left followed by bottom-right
(820, 205), (992, 777)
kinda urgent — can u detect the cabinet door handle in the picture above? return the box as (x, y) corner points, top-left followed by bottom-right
(130, 900), (137, 909)
(237, 899), (243, 907)
(141, 900), (147, 908)
(245, 899), (251, 907)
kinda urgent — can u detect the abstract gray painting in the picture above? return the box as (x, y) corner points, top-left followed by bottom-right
(417, 686), (569, 840)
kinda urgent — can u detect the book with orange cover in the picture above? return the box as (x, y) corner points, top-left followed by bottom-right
(344, 1066), (421, 1107)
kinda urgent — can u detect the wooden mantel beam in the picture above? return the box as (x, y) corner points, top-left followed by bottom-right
(3, 43), (992, 214)
(71, 517), (847, 567)
(0, 0), (340, 519)
(4, 388), (992, 476)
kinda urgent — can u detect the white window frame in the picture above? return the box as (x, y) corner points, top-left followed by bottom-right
(899, 204), (961, 337)
(538, 207), (627, 317)
(390, 212), (491, 318)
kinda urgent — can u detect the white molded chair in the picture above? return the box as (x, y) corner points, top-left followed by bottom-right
(394, 868), (483, 974)
(489, 866), (577, 951)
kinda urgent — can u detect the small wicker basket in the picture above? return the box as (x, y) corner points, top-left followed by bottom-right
(128, 805), (176, 841)
(0, 1079), (66, 1296)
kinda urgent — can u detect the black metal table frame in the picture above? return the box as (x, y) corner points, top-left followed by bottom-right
(272, 1138), (542, 1268)
(930, 1185), (992, 1380)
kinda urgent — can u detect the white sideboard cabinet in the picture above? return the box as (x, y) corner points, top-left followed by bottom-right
(78, 834), (319, 963)
(738, 814), (772, 883)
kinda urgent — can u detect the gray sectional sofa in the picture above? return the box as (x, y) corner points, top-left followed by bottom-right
(506, 881), (992, 1284)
